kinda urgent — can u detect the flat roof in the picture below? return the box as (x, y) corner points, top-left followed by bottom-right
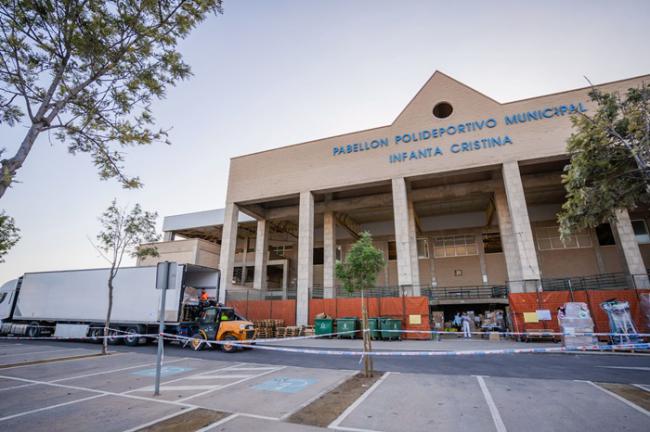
(162, 208), (254, 232)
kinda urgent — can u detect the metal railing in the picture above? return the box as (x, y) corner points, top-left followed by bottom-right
(539, 272), (636, 292)
(422, 285), (509, 301)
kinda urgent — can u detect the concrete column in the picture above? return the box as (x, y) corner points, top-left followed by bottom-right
(477, 232), (489, 285)
(494, 187), (522, 285)
(253, 219), (269, 291)
(613, 209), (650, 288)
(407, 197), (421, 295)
(296, 191), (314, 326)
(323, 211), (336, 299)
(392, 177), (416, 294)
(502, 161), (541, 292)
(218, 203), (239, 303)
(241, 238), (249, 285)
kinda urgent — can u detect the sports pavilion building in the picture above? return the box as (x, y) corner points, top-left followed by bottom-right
(139, 71), (650, 326)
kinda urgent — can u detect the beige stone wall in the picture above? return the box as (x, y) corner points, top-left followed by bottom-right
(599, 246), (626, 273)
(138, 239), (220, 268)
(538, 249), (599, 278)
(433, 255), (483, 287)
(485, 253), (507, 284)
(226, 73), (650, 204)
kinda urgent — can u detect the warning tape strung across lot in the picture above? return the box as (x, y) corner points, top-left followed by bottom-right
(162, 332), (650, 356)
(0, 333), (160, 341)
(364, 329), (650, 337)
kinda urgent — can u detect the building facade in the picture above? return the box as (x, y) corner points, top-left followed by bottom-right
(140, 72), (650, 326)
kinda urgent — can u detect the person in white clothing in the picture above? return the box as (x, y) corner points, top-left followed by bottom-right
(462, 313), (471, 339)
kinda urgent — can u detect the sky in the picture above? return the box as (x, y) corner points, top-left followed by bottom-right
(2, 0), (650, 282)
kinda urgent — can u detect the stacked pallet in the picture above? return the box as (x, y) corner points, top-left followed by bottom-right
(253, 319), (285, 339)
(284, 326), (303, 338)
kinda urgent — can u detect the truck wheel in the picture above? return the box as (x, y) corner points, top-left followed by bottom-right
(26, 322), (40, 338)
(190, 333), (206, 351)
(221, 335), (239, 353)
(107, 329), (123, 345)
(124, 327), (142, 346)
(89, 328), (103, 344)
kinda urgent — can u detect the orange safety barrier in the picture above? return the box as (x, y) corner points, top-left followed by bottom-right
(308, 296), (431, 338)
(509, 289), (650, 338)
(227, 299), (297, 326)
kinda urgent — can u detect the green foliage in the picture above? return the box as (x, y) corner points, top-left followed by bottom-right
(558, 84), (650, 238)
(335, 232), (386, 294)
(0, 210), (19, 262)
(0, 1), (222, 195)
(96, 199), (159, 271)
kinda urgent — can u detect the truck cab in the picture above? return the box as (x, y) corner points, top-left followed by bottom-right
(0, 279), (19, 331)
(187, 306), (255, 353)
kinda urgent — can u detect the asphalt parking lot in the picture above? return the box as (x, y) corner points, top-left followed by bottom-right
(0, 341), (648, 432)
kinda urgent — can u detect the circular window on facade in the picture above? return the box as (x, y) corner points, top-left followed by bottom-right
(433, 102), (453, 119)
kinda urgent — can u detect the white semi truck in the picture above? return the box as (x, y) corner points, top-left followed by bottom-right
(0, 263), (220, 346)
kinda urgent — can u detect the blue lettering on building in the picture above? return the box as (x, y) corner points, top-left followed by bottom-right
(331, 101), (587, 163)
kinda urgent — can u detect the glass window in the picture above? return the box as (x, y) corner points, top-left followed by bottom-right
(417, 239), (429, 259)
(432, 234), (478, 258)
(387, 241), (397, 260)
(632, 220), (650, 244)
(269, 244), (292, 257)
(482, 232), (503, 254)
(536, 226), (592, 250)
(336, 245), (342, 261)
(596, 224), (616, 246)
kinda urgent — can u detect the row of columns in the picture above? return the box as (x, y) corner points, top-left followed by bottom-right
(219, 162), (650, 321)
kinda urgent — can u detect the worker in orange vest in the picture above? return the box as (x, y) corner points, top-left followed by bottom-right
(200, 289), (209, 303)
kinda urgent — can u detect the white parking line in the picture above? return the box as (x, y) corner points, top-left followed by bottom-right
(476, 376), (507, 432)
(585, 381), (650, 417)
(176, 366), (286, 403)
(328, 372), (391, 429)
(280, 372), (354, 421)
(330, 426), (384, 432)
(189, 374), (253, 379)
(0, 374), (195, 408)
(633, 384), (650, 392)
(50, 357), (188, 382)
(195, 413), (239, 432)
(0, 394), (106, 422)
(0, 382), (38, 392)
(122, 362), (245, 394)
(153, 385), (224, 391)
(120, 407), (197, 432)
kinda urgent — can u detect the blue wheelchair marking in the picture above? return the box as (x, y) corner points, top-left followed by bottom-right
(131, 366), (192, 377)
(253, 377), (317, 393)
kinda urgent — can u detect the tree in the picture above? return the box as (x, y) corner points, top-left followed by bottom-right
(0, 210), (19, 262)
(558, 83), (650, 238)
(94, 200), (159, 354)
(335, 232), (386, 377)
(0, 0), (222, 199)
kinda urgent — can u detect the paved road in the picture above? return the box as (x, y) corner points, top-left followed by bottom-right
(4, 339), (649, 384)
(0, 341), (648, 432)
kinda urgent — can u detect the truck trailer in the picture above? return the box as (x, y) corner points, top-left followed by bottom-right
(0, 263), (222, 346)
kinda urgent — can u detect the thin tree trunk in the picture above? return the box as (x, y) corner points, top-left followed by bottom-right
(0, 124), (41, 199)
(102, 273), (115, 355)
(361, 289), (373, 377)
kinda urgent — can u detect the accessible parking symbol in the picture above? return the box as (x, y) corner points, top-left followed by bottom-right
(254, 377), (317, 393)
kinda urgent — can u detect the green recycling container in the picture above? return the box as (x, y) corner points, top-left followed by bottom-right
(380, 318), (402, 341)
(366, 318), (380, 340)
(314, 318), (334, 337)
(336, 317), (358, 338)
